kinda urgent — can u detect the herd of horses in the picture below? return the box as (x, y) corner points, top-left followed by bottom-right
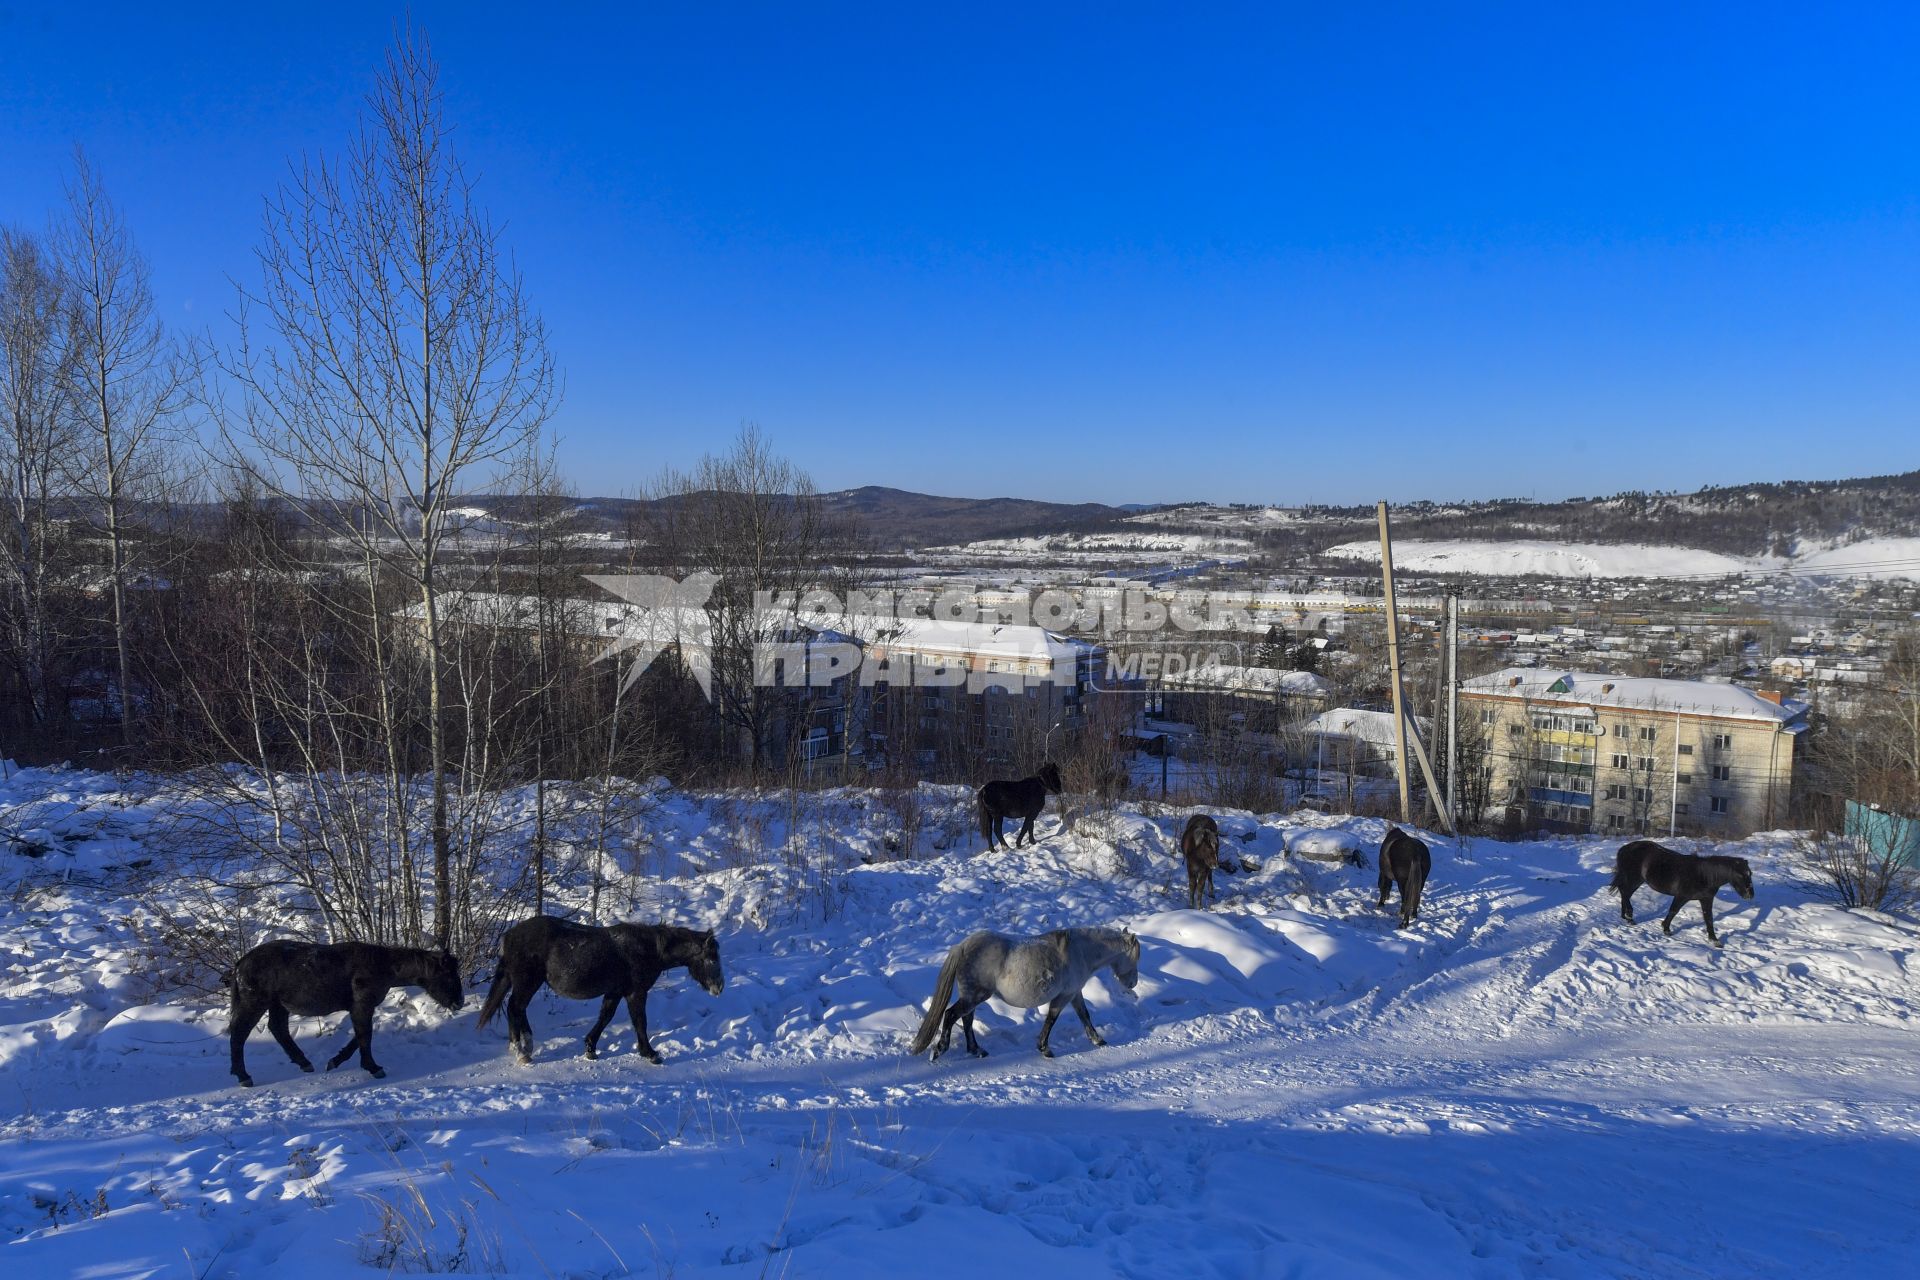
(224, 763), (1763, 1086)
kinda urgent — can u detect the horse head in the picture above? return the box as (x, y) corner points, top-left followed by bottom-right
(1729, 858), (1756, 900)
(425, 950), (466, 1011)
(1114, 930), (1141, 992)
(690, 928), (726, 996)
(1038, 762), (1064, 794)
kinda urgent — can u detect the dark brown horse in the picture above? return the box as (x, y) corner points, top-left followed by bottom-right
(1610, 840), (1754, 945)
(227, 940), (464, 1087)
(1180, 814), (1221, 909)
(1377, 827), (1431, 929)
(476, 915), (724, 1064)
(977, 762), (1064, 850)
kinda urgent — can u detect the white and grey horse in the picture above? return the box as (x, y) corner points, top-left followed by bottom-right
(907, 926), (1141, 1060)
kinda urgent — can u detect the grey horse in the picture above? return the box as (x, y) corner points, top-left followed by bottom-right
(907, 926), (1140, 1060)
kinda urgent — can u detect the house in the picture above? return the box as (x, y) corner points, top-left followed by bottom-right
(1459, 668), (1807, 836)
(1300, 707), (1432, 779)
(1154, 663), (1332, 735)
(855, 618), (1129, 771)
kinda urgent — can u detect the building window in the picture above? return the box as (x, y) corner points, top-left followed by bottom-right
(1711, 764), (1731, 781)
(1678, 744), (1694, 756)
(1606, 784), (1627, 800)
(1677, 772), (1692, 784)
(1633, 787), (1651, 803)
(1608, 815), (1625, 830)
(1613, 724), (1628, 739)
(1509, 724), (1524, 737)
(1710, 796), (1729, 814)
(1712, 733), (1732, 750)
(1638, 756), (1655, 772)
(1675, 803), (1690, 816)
(1637, 726), (1658, 742)
(1480, 709), (1495, 725)
(1611, 753), (1629, 769)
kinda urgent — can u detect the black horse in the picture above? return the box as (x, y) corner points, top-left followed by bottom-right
(977, 761), (1064, 850)
(476, 915), (725, 1064)
(227, 940), (464, 1088)
(1180, 813), (1222, 909)
(1610, 840), (1754, 946)
(1377, 826), (1431, 929)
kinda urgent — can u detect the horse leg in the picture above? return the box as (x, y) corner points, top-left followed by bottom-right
(505, 983), (538, 1065)
(584, 994), (621, 1059)
(1661, 895), (1685, 936)
(324, 1027), (360, 1072)
(1701, 895), (1721, 946)
(1070, 993), (1105, 1048)
(346, 993), (384, 1078)
(626, 989), (664, 1064)
(1619, 877), (1638, 923)
(933, 1000), (965, 1059)
(1018, 813), (1038, 847)
(228, 994), (267, 1087)
(1037, 995), (1069, 1058)
(1377, 864), (1393, 909)
(960, 1003), (986, 1057)
(261, 1001), (315, 1074)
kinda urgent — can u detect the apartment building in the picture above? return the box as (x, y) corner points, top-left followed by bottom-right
(1459, 668), (1807, 836)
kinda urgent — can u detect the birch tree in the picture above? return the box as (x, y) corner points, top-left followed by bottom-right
(54, 150), (187, 750)
(0, 228), (78, 733)
(222, 27), (555, 949)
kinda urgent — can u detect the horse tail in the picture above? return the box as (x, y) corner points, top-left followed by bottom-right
(1607, 843), (1638, 893)
(908, 945), (964, 1055)
(474, 959), (512, 1031)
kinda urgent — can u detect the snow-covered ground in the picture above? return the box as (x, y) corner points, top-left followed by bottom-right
(4, 766), (1919, 1277)
(1325, 535), (1920, 581)
(921, 530), (1252, 567)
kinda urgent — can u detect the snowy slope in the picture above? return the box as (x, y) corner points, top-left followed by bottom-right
(1324, 539), (1764, 579)
(1325, 535), (1920, 580)
(3, 770), (1919, 1277)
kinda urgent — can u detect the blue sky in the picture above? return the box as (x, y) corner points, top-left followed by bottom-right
(3, 3), (1917, 505)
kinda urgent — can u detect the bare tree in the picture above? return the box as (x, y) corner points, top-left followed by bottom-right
(220, 27), (555, 949)
(0, 228), (79, 733)
(645, 426), (843, 778)
(54, 149), (189, 749)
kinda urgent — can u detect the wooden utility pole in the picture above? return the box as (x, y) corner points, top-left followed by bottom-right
(1378, 502), (1460, 838)
(1377, 502), (1413, 822)
(1446, 593), (1459, 824)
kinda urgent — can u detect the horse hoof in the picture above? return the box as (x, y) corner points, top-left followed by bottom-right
(643, 1053), (664, 1066)
(368, 1067), (387, 1079)
(1038, 1048), (1054, 1059)
(968, 1047), (988, 1058)
(515, 1053), (533, 1067)
(299, 1062), (315, 1074)
(584, 1047), (598, 1061)
(236, 1077), (254, 1089)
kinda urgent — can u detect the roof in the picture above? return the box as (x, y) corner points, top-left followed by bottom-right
(1301, 707), (1430, 748)
(1459, 667), (1808, 726)
(856, 617), (1099, 665)
(1159, 663), (1333, 697)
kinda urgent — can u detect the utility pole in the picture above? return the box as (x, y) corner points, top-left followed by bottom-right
(1446, 593), (1459, 825)
(1377, 502), (1412, 823)
(1377, 502), (1460, 838)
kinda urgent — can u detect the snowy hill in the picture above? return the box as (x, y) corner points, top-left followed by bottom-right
(4, 768), (1919, 1276)
(1324, 535), (1920, 580)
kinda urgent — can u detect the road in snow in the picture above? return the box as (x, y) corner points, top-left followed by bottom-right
(3, 769), (1918, 1277)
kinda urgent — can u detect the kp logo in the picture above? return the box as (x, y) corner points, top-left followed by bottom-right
(585, 573), (719, 697)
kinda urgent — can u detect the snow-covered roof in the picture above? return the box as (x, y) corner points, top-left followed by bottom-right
(856, 617), (1098, 665)
(1459, 667), (1807, 725)
(1159, 663), (1332, 697)
(1301, 707), (1429, 748)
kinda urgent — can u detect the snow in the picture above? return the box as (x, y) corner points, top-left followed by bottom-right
(4, 767), (1920, 1277)
(1462, 667), (1807, 724)
(1325, 539), (1765, 579)
(1326, 535), (1920, 581)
